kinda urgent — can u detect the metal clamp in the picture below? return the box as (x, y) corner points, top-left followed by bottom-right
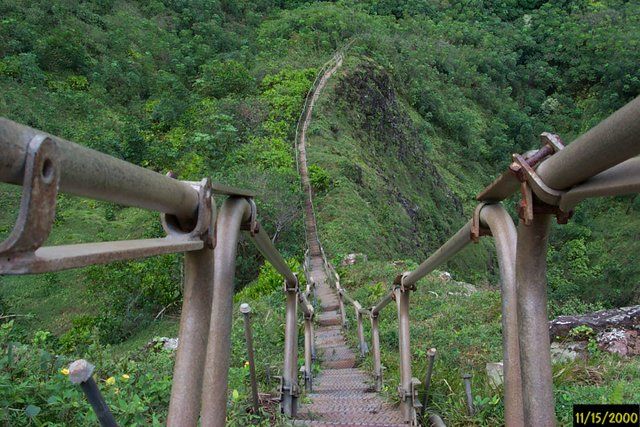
(0, 135), (60, 256)
(394, 272), (415, 292)
(508, 133), (573, 225)
(283, 273), (299, 293)
(471, 203), (492, 243)
(240, 198), (260, 236)
(161, 178), (216, 248)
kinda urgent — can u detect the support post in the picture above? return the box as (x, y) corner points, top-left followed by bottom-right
(304, 314), (313, 392)
(421, 348), (436, 413)
(200, 197), (251, 427)
(338, 290), (347, 327)
(68, 359), (118, 427)
(281, 281), (300, 417)
(371, 314), (382, 392)
(516, 214), (556, 427)
(356, 311), (368, 357)
(240, 303), (260, 414)
(395, 286), (420, 425)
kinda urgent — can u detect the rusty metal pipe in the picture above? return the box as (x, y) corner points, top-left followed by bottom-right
(395, 287), (414, 423)
(536, 96), (640, 190)
(356, 310), (368, 357)
(240, 303), (260, 413)
(250, 224), (297, 287)
(516, 214), (555, 427)
(282, 286), (299, 416)
(200, 197), (251, 426)
(462, 373), (475, 416)
(421, 348), (436, 412)
(304, 315), (313, 392)
(167, 235), (215, 426)
(0, 118), (199, 224)
(338, 290), (347, 327)
(559, 156), (640, 211)
(479, 204), (524, 426)
(403, 221), (472, 288)
(371, 314), (382, 392)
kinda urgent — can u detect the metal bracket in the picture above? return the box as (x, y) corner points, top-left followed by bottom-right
(0, 135), (60, 256)
(471, 203), (492, 243)
(509, 133), (573, 225)
(283, 273), (299, 293)
(394, 272), (415, 292)
(162, 177), (216, 248)
(240, 198), (260, 236)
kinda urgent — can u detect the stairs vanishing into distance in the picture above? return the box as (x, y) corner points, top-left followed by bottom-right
(296, 258), (405, 426)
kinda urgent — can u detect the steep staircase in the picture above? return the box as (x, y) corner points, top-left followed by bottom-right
(296, 258), (405, 426)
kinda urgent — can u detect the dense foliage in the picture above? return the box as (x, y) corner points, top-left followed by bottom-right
(0, 0), (638, 425)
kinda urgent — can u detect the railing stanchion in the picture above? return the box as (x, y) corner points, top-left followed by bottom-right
(68, 359), (118, 427)
(240, 303), (260, 413)
(356, 310), (367, 357)
(200, 197), (251, 426)
(515, 214), (555, 427)
(395, 284), (420, 425)
(462, 373), (475, 416)
(421, 348), (436, 413)
(371, 313), (383, 392)
(282, 281), (300, 416)
(303, 314), (314, 392)
(338, 289), (347, 327)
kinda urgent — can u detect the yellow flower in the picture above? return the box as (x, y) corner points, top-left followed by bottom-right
(60, 368), (70, 376)
(105, 376), (116, 386)
(244, 361), (249, 368)
(121, 374), (130, 380)
(114, 388), (120, 395)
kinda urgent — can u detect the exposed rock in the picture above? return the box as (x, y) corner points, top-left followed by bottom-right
(341, 253), (368, 266)
(596, 328), (640, 356)
(486, 362), (504, 388)
(550, 341), (587, 363)
(146, 337), (179, 351)
(438, 271), (452, 282)
(549, 305), (640, 339)
(446, 280), (477, 297)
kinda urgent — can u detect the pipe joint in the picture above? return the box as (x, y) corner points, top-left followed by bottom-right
(239, 197), (260, 236)
(394, 272), (415, 292)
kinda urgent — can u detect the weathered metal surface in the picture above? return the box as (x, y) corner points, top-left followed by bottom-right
(0, 118), (200, 227)
(69, 359), (118, 427)
(515, 215), (556, 427)
(421, 348), (437, 412)
(479, 204), (524, 427)
(167, 234), (214, 426)
(200, 197), (252, 426)
(395, 287), (418, 425)
(0, 135), (59, 255)
(240, 304), (260, 413)
(282, 288), (300, 416)
(559, 156), (640, 211)
(0, 237), (204, 275)
(462, 374), (475, 416)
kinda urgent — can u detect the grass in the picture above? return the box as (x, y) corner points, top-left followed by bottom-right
(336, 259), (640, 426)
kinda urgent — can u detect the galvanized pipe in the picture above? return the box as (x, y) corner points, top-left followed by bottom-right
(421, 348), (436, 412)
(402, 221), (472, 289)
(371, 314), (382, 392)
(516, 214), (556, 427)
(167, 238), (215, 426)
(395, 287), (414, 423)
(240, 303), (260, 413)
(356, 311), (367, 357)
(462, 373), (475, 416)
(282, 287), (299, 416)
(68, 360), (118, 427)
(536, 96), (640, 190)
(200, 197), (251, 426)
(338, 290), (347, 327)
(479, 204), (524, 426)
(250, 224), (297, 287)
(304, 315), (313, 392)
(0, 118), (199, 225)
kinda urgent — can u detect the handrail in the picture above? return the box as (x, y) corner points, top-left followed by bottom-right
(0, 119), (314, 425)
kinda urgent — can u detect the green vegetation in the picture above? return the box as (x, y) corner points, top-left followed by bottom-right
(0, 0), (638, 425)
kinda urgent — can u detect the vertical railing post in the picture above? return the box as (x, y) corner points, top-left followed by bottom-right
(356, 310), (368, 358)
(200, 197), (251, 427)
(303, 314), (313, 392)
(281, 277), (300, 417)
(371, 313), (382, 392)
(168, 182), (214, 427)
(240, 303), (260, 414)
(516, 214), (555, 427)
(395, 281), (420, 425)
(421, 348), (436, 413)
(68, 359), (118, 427)
(337, 289), (347, 327)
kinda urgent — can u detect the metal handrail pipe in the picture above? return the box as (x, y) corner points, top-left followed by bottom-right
(200, 197), (252, 426)
(479, 204), (524, 426)
(536, 96), (640, 190)
(559, 156), (640, 211)
(402, 221), (473, 288)
(299, 292), (314, 318)
(478, 96), (640, 202)
(249, 224), (297, 287)
(371, 290), (394, 316)
(0, 118), (199, 224)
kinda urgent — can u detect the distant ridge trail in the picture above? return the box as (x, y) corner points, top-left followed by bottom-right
(294, 52), (406, 426)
